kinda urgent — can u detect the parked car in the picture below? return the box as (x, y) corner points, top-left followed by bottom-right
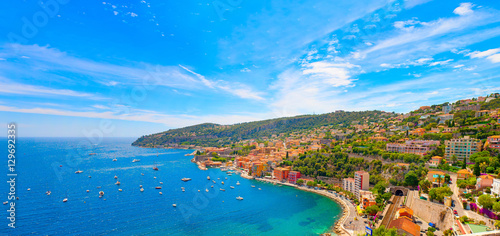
(454, 210), (458, 215)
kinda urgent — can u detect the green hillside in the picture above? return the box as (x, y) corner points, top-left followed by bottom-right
(132, 110), (391, 147)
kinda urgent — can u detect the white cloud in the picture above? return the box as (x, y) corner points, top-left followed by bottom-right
(487, 54), (500, 63)
(429, 59), (453, 66)
(468, 48), (500, 58)
(453, 2), (474, 16)
(240, 68), (251, 72)
(302, 61), (358, 87)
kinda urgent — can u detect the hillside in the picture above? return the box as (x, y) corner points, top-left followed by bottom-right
(132, 110), (391, 147)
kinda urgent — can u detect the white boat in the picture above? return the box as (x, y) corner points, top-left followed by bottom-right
(207, 176), (210, 180)
(236, 196), (243, 200)
(251, 185), (255, 188)
(236, 181), (240, 185)
(86, 190), (90, 193)
(112, 158), (117, 161)
(3, 201), (7, 205)
(88, 176), (91, 178)
(205, 189), (209, 192)
(132, 159), (140, 162)
(159, 192), (163, 195)
(228, 173), (232, 176)
(75, 170), (83, 174)
(198, 190), (200, 192)
(118, 189), (122, 192)
(160, 182), (163, 185)
(140, 188), (144, 192)
(115, 181), (121, 185)
(221, 181), (224, 185)
(46, 191), (51, 195)
(213, 180), (216, 183)
(182, 189), (185, 192)
(230, 186), (234, 189)
(211, 185), (214, 188)
(63, 198), (68, 202)
(27, 188), (31, 191)
(172, 204), (177, 207)
(114, 175), (118, 179)
(258, 188), (261, 190)
(99, 191), (104, 196)
(181, 178), (191, 182)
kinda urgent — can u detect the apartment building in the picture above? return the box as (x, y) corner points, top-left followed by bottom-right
(354, 171), (369, 199)
(386, 140), (440, 156)
(342, 178), (355, 194)
(444, 136), (481, 162)
(488, 135), (500, 151)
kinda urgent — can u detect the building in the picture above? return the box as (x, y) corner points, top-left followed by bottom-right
(457, 169), (473, 180)
(429, 156), (443, 167)
(476, 174), (494, 190)
(442, 105), (453, 114)
(359, 190), (376, 209)
(438, 114), (454, 124)
(354, 171), (369, 198)
(396, 206), (414, 219)
(343, 178), (355, 194)
(273, 167), (290, 181)
(388, 217), (420, 236)
(476, 110), (490, 117)
(444, 136), (481, 162)
(427, 170), (446, 186)
(456, 104), (480, 112)
(288, 171), (301, 184)
(386, 140), (440, 156)
(492, 179), (500, 196)
(488, 135), (500, 151)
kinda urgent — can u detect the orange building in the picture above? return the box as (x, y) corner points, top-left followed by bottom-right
(273, 167), (290, 181)
(457, 169), (473, 179)
(396, 206), (413, 219)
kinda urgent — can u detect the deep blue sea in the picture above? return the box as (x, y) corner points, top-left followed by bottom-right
(0, 138), (341, 235)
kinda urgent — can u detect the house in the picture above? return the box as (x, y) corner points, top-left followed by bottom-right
(438, 114), (454, 124)
(429, 156), (443, 167)
(273, 167), (290, 181)
(410, 128), (425, 136)
(476, 174), (494, 190)
(427, 170), (446, 186)
(388, 217), (420, 236)
(476, 110), (490, 118)
(457, 169), (473, 180)
(359, 190), (377, 210)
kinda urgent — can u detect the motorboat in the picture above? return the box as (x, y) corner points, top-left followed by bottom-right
(220, 188), (225, 191)
(99, 191), (104, 196)
(159, 192), (162, 195)
(114, 175), (118, 179)
(181, 178), (192, 182)
(160, 182), (163, 185)
(140, 188), (144, 192)
(221, 181), (224, 185)
(236, 181), (240, 185)
(115, 181), (121, 185)
(211, 185), (214, 188)
(112, 158), (117, 161)
(251, 185), (255, 188)
(153, 166), (159, 171)
(230, 186), (234, 189)
(86, 190), (90, 193)
(75, 170), (83, 174)
(118, 189), (122, 192)
(258, 188), (262, 190)
(132, 159), (140, 162)
(172, 204), (177, 207)
(89, 153), (96, 156)
(27, 188), (31, 191)
(155, 186), (162, 189)
(63, 198), (68, 202)
(46, 191), (51, 195)
(205, 189), (209, 192)
(207, 176), (210, 180)
(236, 196), (243, 200)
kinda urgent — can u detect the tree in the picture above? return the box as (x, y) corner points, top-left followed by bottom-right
(495, 220), (500, 229)
(373, 226), (399, 236)
(373, 181), (388, 195)
(296, 179), (304, 185)
(419, 179), (431, 193)
(478, 194), (495, 209)
(404, 171), (419, 187)
(474, 163), (481, 176)
(429, 186), (452, 202)
(364, 205), (380, 215)
(306, 181), (315, 187)
(493, 202), (500, 212)
(444, 174), (451, 183)
(451, 155), (458, 164)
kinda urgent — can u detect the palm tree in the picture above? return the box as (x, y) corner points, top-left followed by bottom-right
(437, 175), (443, 187)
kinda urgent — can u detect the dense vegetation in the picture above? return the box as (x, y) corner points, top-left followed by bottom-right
(132, 110), (389, 147)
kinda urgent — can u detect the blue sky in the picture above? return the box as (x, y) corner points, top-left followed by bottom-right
(1, 0), (500, 137)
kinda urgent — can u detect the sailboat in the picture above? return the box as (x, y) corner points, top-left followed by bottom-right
(236, 181), (240, 185)
(153, 152), (159, 171)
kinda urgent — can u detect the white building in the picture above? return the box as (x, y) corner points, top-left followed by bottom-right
(355, 171), (370, 199)
(492, 179), (500, 196)
(343, 178), (355, 194)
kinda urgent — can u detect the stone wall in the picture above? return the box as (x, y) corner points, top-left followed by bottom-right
(406, 190), (454, 230)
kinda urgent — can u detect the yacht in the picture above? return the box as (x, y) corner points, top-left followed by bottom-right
(132, 159), (140, 162)
(75, 170), (83, 174)
(181, 178), (192, 182)
(236, 196), (243, 200)
(236, 181), (240, 185)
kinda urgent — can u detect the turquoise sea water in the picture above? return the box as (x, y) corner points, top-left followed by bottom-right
(0, 138), (341, 235)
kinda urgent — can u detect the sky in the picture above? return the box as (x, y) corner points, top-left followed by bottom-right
(0, 0), (500, 137)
